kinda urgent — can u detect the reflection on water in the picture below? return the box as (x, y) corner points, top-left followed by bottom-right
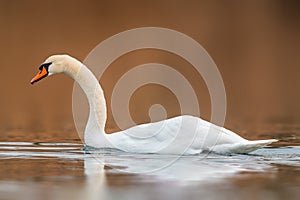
(0, 134), (299, 200)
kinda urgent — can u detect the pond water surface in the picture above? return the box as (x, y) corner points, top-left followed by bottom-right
(0, 127), (299, 200)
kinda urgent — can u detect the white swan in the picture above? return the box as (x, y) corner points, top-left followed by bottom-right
(31, 55), (277, 154)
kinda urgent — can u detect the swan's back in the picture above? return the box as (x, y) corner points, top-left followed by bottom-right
(107, 115), (250, 154)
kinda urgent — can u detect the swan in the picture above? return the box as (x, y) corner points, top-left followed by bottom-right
(30, 55), (277, 154)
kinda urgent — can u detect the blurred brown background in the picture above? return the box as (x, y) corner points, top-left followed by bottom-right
(0, 0), (299, 140)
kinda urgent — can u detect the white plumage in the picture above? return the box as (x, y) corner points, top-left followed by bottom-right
(31, 55), (277, 155)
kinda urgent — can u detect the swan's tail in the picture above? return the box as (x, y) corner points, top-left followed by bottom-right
(211, 139), (278, 154)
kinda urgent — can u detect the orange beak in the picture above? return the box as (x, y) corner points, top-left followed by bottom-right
(30, 67), (48, 84)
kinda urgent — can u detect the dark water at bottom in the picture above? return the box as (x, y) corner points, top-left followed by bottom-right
(0, 130), (299, 200)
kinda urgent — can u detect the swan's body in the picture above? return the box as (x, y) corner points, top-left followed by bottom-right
(31, 55), (277, 154)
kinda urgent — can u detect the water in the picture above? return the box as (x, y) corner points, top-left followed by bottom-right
(0, 130), (299, 200)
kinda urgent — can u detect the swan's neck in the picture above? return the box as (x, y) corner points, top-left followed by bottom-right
(65, 59), (108, 147)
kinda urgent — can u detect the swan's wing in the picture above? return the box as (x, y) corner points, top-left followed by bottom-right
(107, 116), (205, 154)
(106, 115), (277, 154)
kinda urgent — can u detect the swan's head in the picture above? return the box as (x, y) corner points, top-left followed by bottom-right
(31, 55), (80, 84)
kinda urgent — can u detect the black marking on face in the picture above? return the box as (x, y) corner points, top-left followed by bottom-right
(39, 62), (52, 71)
